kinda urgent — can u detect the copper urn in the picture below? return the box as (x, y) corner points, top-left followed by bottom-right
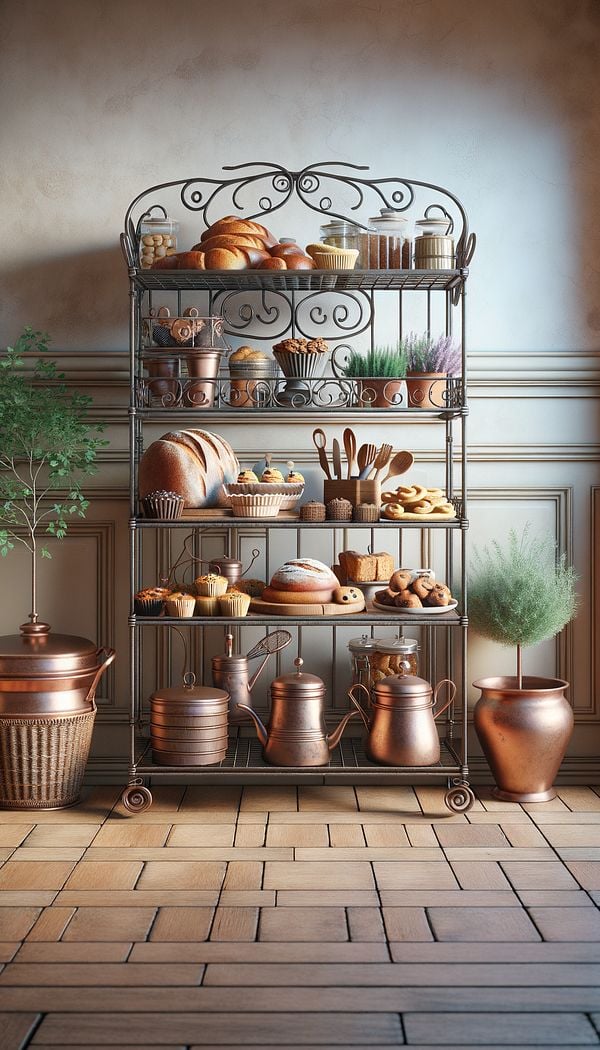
(473, 676), (573, 803)
(349, 675), (455, 766)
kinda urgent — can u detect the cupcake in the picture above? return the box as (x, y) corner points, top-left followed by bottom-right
(218, 590), (251, 617)
(260, 467), (284, 483)
(141, 490), (184, 520)
(165, 591), (196, 618)
(237, 469), (259, 483)
(195, 573), (229, 597)
(134, 587), (170, 617)
(195, 595), (220, 617)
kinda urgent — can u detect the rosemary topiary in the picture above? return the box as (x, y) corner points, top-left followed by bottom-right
(0, 327), (108, 625)
(469, 526), (578, 687)
(339, 345), (407, 378)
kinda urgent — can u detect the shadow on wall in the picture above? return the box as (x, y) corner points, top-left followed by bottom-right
(0, 244), (128, 351)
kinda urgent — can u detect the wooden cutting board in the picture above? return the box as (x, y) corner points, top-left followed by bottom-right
(249, 597), (365, 617)
(381, 511), (457, 522)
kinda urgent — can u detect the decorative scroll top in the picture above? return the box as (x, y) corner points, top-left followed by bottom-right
(123, 161), (474, 269)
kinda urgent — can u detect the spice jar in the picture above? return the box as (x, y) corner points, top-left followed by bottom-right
(138, 208), (179, 269)
(364, 209), (408, 269)
(348, 635), (379, 693)
(370, 636), (419, 686)
(414, 213), (455, 270)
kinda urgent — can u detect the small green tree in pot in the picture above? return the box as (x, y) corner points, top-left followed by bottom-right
(0, 327), (108, 626)
(470, 526), (578, 803)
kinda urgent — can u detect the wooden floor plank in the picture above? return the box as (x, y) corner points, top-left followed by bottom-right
(0, 1011), (40, 1049)
(347, 907), (386, 943)
(427, 906), (541, 942)
(149, 907), (213, 942)
(259, 906), (347, 943)
(210, 906), (258, 942)
(15, 942), (131, 962)
(265, 824), (329, 847)
(0, 861), (75, 891)
(166, 824), (235, 847)
(264, 861), (374, 890)
(61, 907), (156, 942)
(90, 824), (171, 848)
(0, 962), (204, 986)
(63, 861), (143, 890)
(20, 825), (100, 848)
(130, 941), (390, 962)
(25, 907), (75, 942)
(136, 861), (226, 891)
(403, 1010), (598, 1045)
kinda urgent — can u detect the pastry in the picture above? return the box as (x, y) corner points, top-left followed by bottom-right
(269, 558), (337, 593)
(237, 469), (259, 483)
(218, 590), (251, 617)
(165, 592), (196, 618)
(286, 466), (305, 483)
(134, 587), (169, 616)
(260, 467), (284, 483)
(230, 346), (269, 363)
(395, 591), (423, 609)
(272, 337), (329, 356)
(381, 491), (399, 504)
(412, 576), (436, 600)
(198, 215), (278, 248)
(425, 583), (453, 607)
(195, 573), (229, 597)
(141, 490), (184, 520)
(195, 595), (220, 616)
(234, 578), (266, 598)
(262, 585), (336, 605)
(389, 569), (412, 592)
(374, 587), (396, 606)
(333, 586), (364, 606)
(381, 502), (405, 520)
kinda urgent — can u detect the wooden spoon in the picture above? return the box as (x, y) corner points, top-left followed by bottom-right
(343, 428), (358, 478)
(357, 443), (376, 478)
(380, 450), (415, 485)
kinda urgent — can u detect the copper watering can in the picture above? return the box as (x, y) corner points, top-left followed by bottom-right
(239, 657), (360, 766)
(349, 675), (455, 766)
(211, 630), (292, 725)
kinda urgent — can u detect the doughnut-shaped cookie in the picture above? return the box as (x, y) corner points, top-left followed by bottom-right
(432, 502), (456, 517)
(381, 491), (399, 504)
(426, 488), (445, 501)
(396, 485), (417, 499)
(411, 500), (435, 515)
(398, 485), (429, 507)
(382, 502), (405, 520)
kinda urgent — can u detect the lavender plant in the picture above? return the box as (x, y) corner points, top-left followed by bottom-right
(402, 333), (462, 375)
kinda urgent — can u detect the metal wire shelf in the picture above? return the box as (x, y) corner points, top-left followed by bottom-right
(131, 268), (467, 293)
(131, 610), (464, 628)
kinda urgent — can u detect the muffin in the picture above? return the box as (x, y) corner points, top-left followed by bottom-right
(165, 592), (196, 618)
(195, 573), (229, 597)
(237, 469), (259, 483)
(218, 590), (251, 617)
(134, 587), (170, 616)
(261, 467), (284, 483)
(141, 490), (184, 520)
(195, 595), (220, 617)
(234, 578), (266, 598)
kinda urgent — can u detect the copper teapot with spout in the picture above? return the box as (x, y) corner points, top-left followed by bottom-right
(239, 657), (359, 766)
(349, 675), (455, 766)
(211, 630), (292, 725)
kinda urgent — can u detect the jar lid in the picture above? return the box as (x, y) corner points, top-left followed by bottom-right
(151, 684), (229, 703)
(270, 657), (325, 698)
(373, 674), (433, 702)
(319, 220), (362, 234)
(348, 634), (379, 653)
(368, 208), (408, 230)
(374, 636), (419, 655)
(415, 217), (453, 235)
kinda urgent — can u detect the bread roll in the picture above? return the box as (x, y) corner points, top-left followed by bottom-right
(256, 257), (287, 270)
(139, 429), (239, 508)
(151, 254), (180, 270)
(269, 558), (338, 593)
(285, 254), (315, 270)
(269, 243), (306, 259)
(203, 247), (249, 270)
(173, 251), (206, 270)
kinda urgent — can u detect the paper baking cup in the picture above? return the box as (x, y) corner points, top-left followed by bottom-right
(195, 595), (221, 617)
(272, 350), (327, 379)
(195, 576), (229, 597)
(224, 482), (304, 511)
(142, 493), (184, 519)
(218, 592), (251, 617)
(312, 250), (359, 271)
(227, 492), (284, 518)
(165, 597), (197, 618)
(134, 597), (165, 617)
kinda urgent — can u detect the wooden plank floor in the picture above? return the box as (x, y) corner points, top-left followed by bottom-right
(1, 784), (600, 1047)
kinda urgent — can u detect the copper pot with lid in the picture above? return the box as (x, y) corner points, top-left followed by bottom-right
(349, 674), (455, 766)
(150, 672), (229, 767)
(239, 657), (359, 767)
(0, 621), (116, 715)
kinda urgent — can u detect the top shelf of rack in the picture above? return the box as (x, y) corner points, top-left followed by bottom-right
(131, 268), (468, 294)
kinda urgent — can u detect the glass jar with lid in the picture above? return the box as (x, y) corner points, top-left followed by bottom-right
(365, 208), (408, 270)
(414, 210), (455, 270)
(319, 220), (363, 253)
(370, 636), (419, 687)
(138, 206), (179, 269)
(348, 635), (380, 694)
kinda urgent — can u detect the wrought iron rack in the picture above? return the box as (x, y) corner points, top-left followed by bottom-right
(121, 161), (475, 814)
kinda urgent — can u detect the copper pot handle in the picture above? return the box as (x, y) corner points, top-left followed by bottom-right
(85, 647), (116, 703)
(433, 678), (456, 720)
(347, 683), (371, 729)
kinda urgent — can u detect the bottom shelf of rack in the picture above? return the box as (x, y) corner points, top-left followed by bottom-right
(131, 734), (463, 779)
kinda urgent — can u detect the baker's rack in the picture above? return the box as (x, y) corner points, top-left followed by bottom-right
(120, 161), (475, 813)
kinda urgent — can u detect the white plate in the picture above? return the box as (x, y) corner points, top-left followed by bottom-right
(373, 598), (458, 615)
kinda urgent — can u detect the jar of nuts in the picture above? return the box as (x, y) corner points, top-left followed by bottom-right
(138, 207), (179, 269)
(370, 636), (419, 687)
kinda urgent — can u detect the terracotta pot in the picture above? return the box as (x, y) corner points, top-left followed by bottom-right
(473, 676), (573, 803)
(357, 378), (404, 409)
(405, 372), (448, 408)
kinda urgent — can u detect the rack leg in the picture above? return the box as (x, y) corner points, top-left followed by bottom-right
(121, 780), (153, 814)
(445, 778), (475, 813)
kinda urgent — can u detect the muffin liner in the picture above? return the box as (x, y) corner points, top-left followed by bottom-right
(134, 597), (165, 617)
(218, 591), (251, 617)
(195, 595), (221, 617)
(224, 482), (303, 512)
(312, 250), (359, 271)
(272, 350), (327, 380)
(195, 575), (229, 597)
(227, 492), (284, 518)
(165, 596), (197, 618)
(142, 492), (184, 519)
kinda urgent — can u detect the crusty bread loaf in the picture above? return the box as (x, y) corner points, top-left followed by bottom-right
(269, 558), (338, 593)
(269, 243), (306, 259)
(257, 257), (287, 270)
(341, 551), (377, 583)
(200, 215), (278, 248)
(373, 552), (395, 581)
(151, 254), (180, 270)
(193, 234), (266, 252)
(285, 254), (315, 270)
(203, 246), (249, 270)
(262, 585), (335, 604)
(139, 429), (239, 508)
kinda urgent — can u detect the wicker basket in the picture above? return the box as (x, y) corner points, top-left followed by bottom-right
(0, 707), (96, 809)
(299, 501), (327, 522)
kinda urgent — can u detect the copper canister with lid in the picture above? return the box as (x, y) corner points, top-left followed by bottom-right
(370, 636), (419, 687)
(349, 675), (455, 766)
(150, 673), (229, 766)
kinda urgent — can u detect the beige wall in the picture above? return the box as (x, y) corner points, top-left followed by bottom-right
(1, 0), (599, 777)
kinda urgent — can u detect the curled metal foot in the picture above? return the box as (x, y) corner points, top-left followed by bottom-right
(121, 784), (153, 813)
(444, 783), (475, 813)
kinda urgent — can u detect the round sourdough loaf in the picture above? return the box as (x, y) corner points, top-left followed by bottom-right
(269, 558), (338, 593)
(139, 429), (239, 508)
(261, 585), (335, 605)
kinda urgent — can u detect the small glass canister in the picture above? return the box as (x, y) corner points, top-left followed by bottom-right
(319, 220), (363, 252)
(365, 209), (408, 269)
(348, 634), (379, 693)
(138, 207), (179, 269)
(370, 636), (419, 686)
(414, 212), (455, 270)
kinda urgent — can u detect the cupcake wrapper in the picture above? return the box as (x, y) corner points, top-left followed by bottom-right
(218, 593), (251, 617)
(165, 598), (197, 618)
(195, 596), (221, 616)
(134, 598), (164, 617)
(272, 350), (327, 379)
(227, 493), (284, 518)
(196, 577), (229, 597)
(142, 494), (184, 519)
(312, 251), (358, 271)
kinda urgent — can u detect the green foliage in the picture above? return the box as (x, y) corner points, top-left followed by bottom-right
(0, 327), (108, 592)
(340, 345), (408, 378)
(469, 526), (578, 651)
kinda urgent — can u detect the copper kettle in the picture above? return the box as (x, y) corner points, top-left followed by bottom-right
(211, 630), (291, 725)
(239, 657), (359, 766)
(349, 675), (455, 766)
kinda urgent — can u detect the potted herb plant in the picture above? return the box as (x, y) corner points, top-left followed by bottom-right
(470, 526), (578, 803)
(403, 333), (461, 408)
(333, 345), (407, 408)
(0, 328), (114, 809)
